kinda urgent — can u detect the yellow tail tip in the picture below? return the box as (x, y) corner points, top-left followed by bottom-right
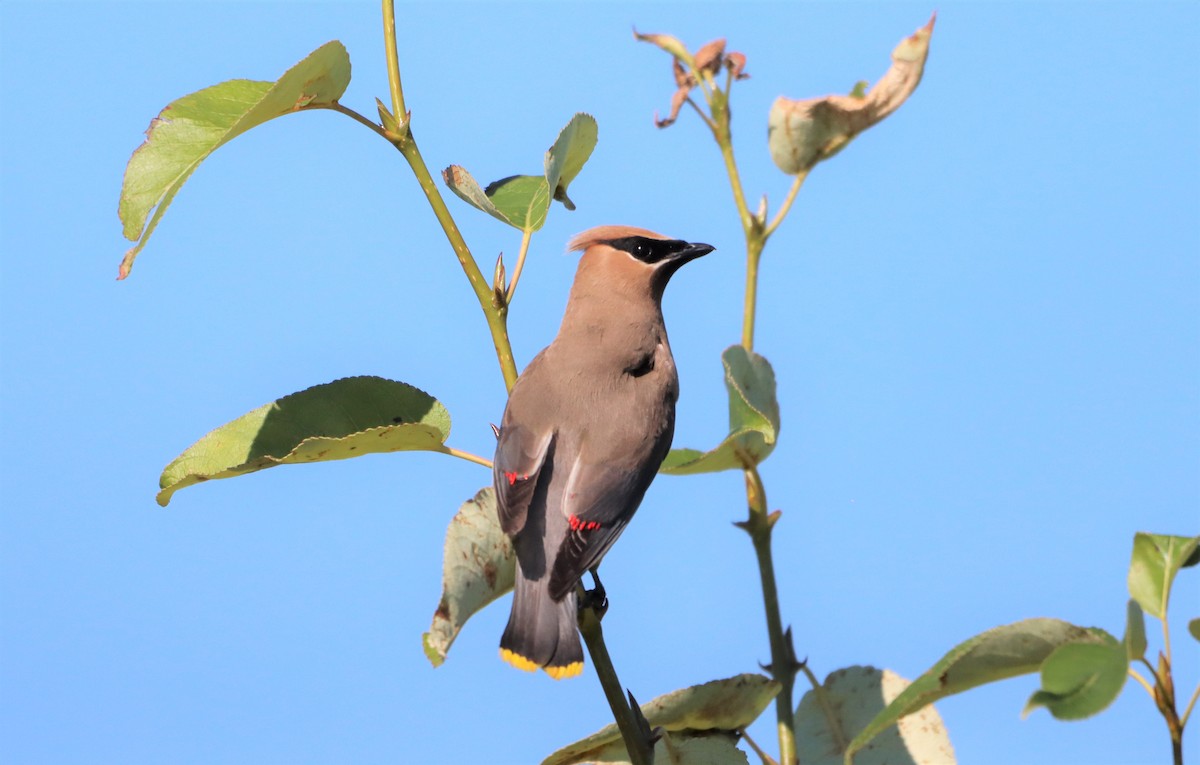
(500, 648), (540, 673)
(544, 661), (584, 680)
(499, 649), (584, 680)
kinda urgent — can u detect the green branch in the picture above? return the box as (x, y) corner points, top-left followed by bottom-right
(739, 466), (798, 765)
(381, 0), (407, 120)
(693, 63), (804, 764)
(578, 602), (655, 765)
(380, 0), (518, 391)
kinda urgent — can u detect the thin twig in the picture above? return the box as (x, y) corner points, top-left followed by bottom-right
(505, 229), (534, 304)
(1180, 678), (1199, 730)
(801, 662), (847, 754)
(764, 169), (810, 238)
(740, 727), (779, 765)
(1128, 667), (1156, 699)
(686, 96), (717, 132)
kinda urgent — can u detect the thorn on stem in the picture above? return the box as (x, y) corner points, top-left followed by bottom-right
(627, 690), (658, 746)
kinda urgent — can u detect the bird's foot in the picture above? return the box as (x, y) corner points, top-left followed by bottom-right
(579, 568), (608, 620)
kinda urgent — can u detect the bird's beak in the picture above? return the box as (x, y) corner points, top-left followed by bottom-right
(675, 242), (714, 264)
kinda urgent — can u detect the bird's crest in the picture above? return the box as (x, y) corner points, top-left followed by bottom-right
(567, 225), (669, 253)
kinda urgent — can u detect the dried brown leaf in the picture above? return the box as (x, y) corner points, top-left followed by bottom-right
(672, 58), (691, 89)
(694, 38), (727, 75)
(632, 28), (692, 64)
(656, 87), (689, 129)
(726, 51), (749, 80)
(768, 13), (935, 175)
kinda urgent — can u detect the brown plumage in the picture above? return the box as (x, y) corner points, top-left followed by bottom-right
(494, 225), (713, 679)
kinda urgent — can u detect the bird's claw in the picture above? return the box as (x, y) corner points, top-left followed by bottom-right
(579, 568), (609, 619)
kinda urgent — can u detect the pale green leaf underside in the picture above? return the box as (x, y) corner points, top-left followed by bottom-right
(542, 674), (779, 765)
(548, 731), (748, 765)
(661, 345), (779, 475)
(157, 375), (449, 506)
(1023, 638), (1127, 721)
(1127, 532), (1200, 620)
(422, 487), (516, 667)
(1123, 599), (1147, 661)
(442, 166), (550, 232)
(442, 112), (596, 231)
(795, 666), (955, 765)
(544, 113), (598, 210)
(118, 41), (351, 278)
(844, 618), (1113, 760)
(486, 174), (552, 231)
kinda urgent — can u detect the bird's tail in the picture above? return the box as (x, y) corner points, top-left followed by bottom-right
(500, 569), (583, 680)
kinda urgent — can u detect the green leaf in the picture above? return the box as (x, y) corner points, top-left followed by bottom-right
(117, 41), (351, 279)
(157, 376), (449, 506)
(422, 487), (515, 667)
(542, 674), (779, 765)
(1022, 638), (1128, 721)
(1188, 618), (1200, 643)
(442, 166), (550, 232)
(768, 15), (933, 175)
(545, 732), (748, 765)
(1123, 599), (1147, 662)
(485, 174), (551, 231)
(442, 113), (596, 231)
(844, 618), (1113, 760)
(1128, 532), (1200, 619)
(544, 113), (598, 210)
(793, 666), (955, 765)
(661, 345), (779, 475)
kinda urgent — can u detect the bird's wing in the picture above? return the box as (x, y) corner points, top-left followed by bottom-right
(546, 456), (655, 601)
(493, 424), (554, 536)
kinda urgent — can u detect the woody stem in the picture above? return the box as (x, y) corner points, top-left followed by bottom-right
(578, 604), (654, 765)
(706, 83), (800, 764)
(742, 467), (798, 765)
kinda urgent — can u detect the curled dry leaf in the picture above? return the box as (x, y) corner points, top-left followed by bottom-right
(726, 52), (749, 81)
(657, 88), (690, 129)
(672, 58), (690, 89)
(768, 13), (935, 174)
(635, 29), (749, 129)
(693, 38), (727, 75)
(632, 28), (693, 65)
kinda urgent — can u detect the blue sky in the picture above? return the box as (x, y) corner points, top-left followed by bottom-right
(2, 2), (1197, 764)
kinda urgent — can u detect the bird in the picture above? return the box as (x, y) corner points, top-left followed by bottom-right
(493, 225), (713, 679)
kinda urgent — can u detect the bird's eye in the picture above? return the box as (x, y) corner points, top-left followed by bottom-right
(636, 244), (649, 259)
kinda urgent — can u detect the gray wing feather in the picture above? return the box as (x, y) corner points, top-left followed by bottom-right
(493, 425), (554, 536)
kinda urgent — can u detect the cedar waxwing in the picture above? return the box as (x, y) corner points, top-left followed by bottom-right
(493, 225), (713, 679)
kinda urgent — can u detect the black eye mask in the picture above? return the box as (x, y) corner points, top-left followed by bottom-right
(602, 236), (694, 265)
